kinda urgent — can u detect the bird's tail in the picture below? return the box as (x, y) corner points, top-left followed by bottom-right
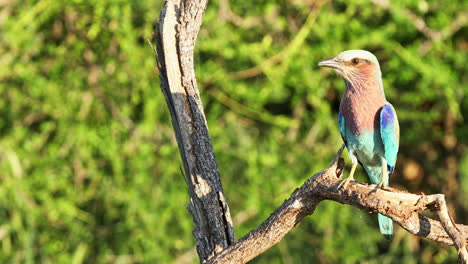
(364, 165), (393, 240)
(378, 213), (393, 240)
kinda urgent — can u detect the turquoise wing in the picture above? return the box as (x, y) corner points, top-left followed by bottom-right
(338, 113), (347, 145)
(380, 103), (400, 173)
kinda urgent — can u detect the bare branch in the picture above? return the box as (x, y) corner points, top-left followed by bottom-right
(207, 146), (468, 263)
(155, 0), (235, 261)
(433, 196), (468, 263)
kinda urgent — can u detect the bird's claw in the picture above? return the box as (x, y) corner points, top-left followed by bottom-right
(337, 177), (354, 189)
(376, 182), (385, 189)
(338, 163), (357, 189)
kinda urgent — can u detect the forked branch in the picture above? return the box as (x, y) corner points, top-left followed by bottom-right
(206, 146), (468, 263)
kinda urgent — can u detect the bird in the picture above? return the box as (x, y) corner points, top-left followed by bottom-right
(318, 50), (400, 240)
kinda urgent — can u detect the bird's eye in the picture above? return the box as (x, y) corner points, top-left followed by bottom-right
(352, 58), (360, 64)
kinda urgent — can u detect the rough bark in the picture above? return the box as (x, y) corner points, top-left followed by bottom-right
(154, 0), (468, 263)
(155, 0), (235, 261)
(206, 146), (468, 263)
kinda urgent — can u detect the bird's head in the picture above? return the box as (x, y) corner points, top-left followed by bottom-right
(318, 50), (381, 84)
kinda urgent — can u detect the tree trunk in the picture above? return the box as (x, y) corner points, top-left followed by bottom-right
(154, 0), (235, 261)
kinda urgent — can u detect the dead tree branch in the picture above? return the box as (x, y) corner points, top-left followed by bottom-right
(155, 0), (235, 261)
(154, 0), (467, 263)
(206, 146), (468, 263)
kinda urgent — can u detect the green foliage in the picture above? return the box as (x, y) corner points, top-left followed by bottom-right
(0, 0), (466, 263)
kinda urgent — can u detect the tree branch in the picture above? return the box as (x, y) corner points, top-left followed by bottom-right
(206, 145), (468, 263)
(155, 0), (235, 261)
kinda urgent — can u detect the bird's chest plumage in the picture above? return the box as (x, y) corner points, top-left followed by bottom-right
(339, 89), (384, 135)
(340, 87), (386, 165)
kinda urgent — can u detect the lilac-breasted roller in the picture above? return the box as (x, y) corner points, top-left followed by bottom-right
(318, 50), (400, 240)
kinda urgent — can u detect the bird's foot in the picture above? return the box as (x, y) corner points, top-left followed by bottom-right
(376, 182), (385, 189)
(338, 163), (358, 189)
(337, 176), (355, 189)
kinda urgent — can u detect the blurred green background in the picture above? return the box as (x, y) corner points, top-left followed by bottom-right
(1, 0), (467, 263)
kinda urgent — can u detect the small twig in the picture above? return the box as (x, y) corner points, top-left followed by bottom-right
(146, 38), (157, 54)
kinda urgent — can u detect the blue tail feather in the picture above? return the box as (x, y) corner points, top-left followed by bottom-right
(378, 213), (393, 240)
(364, 165), (393, 239)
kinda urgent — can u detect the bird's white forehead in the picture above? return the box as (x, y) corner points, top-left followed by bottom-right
(336, 50), (379, 65)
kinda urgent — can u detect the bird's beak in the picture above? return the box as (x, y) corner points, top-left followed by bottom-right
(318, 57), (341, 70)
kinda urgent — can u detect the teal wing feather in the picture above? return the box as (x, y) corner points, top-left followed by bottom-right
(338, 113), (347, 146)
(380, 103), (400, 173)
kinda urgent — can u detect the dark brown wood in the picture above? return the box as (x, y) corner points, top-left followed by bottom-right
(155, 0), (235, 261)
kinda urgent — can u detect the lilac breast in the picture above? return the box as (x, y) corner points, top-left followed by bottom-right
(339, 87), (386, 135)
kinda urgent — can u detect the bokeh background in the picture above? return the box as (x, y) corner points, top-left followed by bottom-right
(1, 0), (467, 263)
